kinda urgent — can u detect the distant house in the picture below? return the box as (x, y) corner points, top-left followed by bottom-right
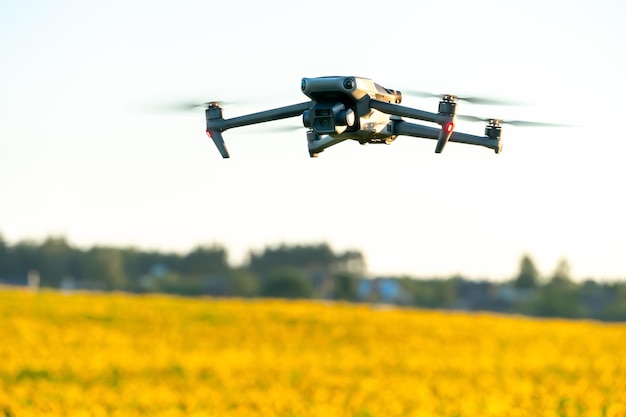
(454, 280), (495, 310)
(357, 277), (407, 304)
(453, 281), (537, 312)
(0, 270), (40, 291)
(308, 267), (334, 299)
(60, 276), (77, 291)
(0, 276), (28, 287)
(138, 263), (171, 290)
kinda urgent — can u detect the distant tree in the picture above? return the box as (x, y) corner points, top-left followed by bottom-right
(532, 258), (582, 318)
(598, 283), (626, 321)
(438, 276), (460, 307)
(227, 268), (260, 297)
(183, 245), (229, 276)
(0, 234), (7, 276)
(249, 243), (336, 276)
(334, 250), (367, 277)
(120, 248), (142, 281)
(261, 267), (314, 299)
(248, 243), (365, 299)
(403, 278), (437, 307)
(82, 247), (128, 290)
(333, 272), (358, 301)
(5, 240), (38, 279)
(38, 237), (75, 287)
(149, 272), (206, 296)
(548, 258), (574, 289)
(514, 254), (540, 290)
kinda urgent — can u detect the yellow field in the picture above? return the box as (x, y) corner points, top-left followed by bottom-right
(1, 289), (625, 417)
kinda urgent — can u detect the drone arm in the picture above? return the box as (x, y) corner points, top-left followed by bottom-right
(206, 101), (312, 158)
(306, 131), (348, 157)
(371, 99), (459, 152)
(205, 129), (229, 158)
(209, 101), (312, 131)
(370, 99), (446, 124)
(392, 120), (502, 153)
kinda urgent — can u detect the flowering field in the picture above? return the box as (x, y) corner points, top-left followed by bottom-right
(1, 289), (625, 417)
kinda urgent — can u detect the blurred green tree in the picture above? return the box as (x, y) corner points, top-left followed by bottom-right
(82, 247), (128, 290)
(333, 272), (358, 301)
(549, 258), (574, 289)
(532, 258), (583, 318)
(249, 243), (335, 275)
(261, 267), (314, 299)
(227, 268), (260, 297)
(598, 282), (626, 321)
(37, 237), (76, 287)
(183, 245), (229, 276)
(149, 272), (206, 296)
(514, 254), (540, 289)
(4, 240), (38, 280)
(0, 234), (7, 276)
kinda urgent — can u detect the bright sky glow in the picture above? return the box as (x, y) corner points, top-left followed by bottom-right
(1, 0), (625, 280)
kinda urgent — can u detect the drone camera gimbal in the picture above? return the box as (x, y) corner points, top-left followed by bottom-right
(302, 103), (356, 135)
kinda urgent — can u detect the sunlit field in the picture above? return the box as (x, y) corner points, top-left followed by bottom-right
(1, 289), (625, 417)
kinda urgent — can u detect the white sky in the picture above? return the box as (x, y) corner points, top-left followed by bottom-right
(1, 0), (625, 280)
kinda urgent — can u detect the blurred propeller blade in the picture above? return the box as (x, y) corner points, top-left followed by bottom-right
(457, 114), (574, 127)
(403, 90), (524, 106)
(135, 98), (248, 114)
(403, 90), (442, 100)
(456, 114), (486, 123)
(159, 100), (238, 112)
(501, 120), (574, 128)
(171, 101), (213, 111)
(455, 96), (523, 106)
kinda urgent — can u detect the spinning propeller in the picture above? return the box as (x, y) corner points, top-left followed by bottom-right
(164, 100), (242, 112)
(403, 89), (524, 106)
(456, 114), (573, 128)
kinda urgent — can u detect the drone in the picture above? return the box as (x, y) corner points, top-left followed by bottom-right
(203, 76), (559, 158)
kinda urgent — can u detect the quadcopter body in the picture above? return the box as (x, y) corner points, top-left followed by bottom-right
(301, 76), (401, 144)
(205, 76), (505, 158)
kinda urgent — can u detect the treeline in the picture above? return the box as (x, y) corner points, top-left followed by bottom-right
(1, 235), (625, 321)
(0, 235), (365, 299)
(394, 255), (626, 321)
